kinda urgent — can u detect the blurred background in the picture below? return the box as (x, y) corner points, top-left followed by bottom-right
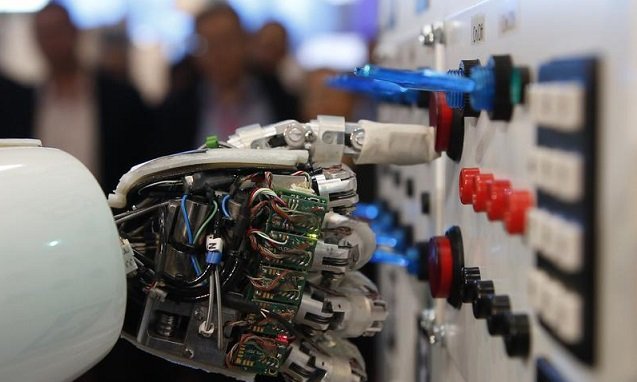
(0, 0), (380, 195)
(0, 0), (377, 104)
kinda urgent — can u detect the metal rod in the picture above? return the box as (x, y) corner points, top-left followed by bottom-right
(205, 273), (215, 331)
(114, 202), (170, 224)
(215, 266), (223, 350)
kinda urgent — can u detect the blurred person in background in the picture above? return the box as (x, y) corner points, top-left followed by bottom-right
(250, 21), (288, 77)
(168, 53), (199, 95)
(0, 2), (151, 193)
(0, 72), (33, 137)
(250, 21), (304, 96)
(300, 68), (357, 121)
(156, 4), (298, 154)
(98, 25), (130, 82)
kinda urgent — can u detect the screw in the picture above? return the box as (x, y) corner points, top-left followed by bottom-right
(322, 132), (335, 144)
(419, 23), (445, 46)
(183, 347), (195, 359)
(193, 308), (204, 321)
(350, 128), (365, 151)
(305, 130), (316, 143)
(284, 124), (306, 148)
(420, 309), (445, 345)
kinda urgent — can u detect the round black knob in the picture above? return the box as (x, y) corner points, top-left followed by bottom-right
(471, 280), (495, 319)
(461, 267), (481, 303)
(486, 295), (512, 335)
(503, 313), (530, 358)
(459, 59), (481, 117)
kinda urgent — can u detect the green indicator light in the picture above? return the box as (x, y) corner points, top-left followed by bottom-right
(510, 67), (530, 105)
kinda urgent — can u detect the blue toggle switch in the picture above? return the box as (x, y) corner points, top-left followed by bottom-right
(355, 64), (476, 93)
(326, 75), (422, 104)
(370, 211), (394, 232)
(469, 64), (496, 112)
(371, 246), (423, 277)
(376, 228), (407, 250)
(371, 249), (411, 268)
(353, 202), (381, 221)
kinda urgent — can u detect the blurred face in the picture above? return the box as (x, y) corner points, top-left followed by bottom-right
(302, 69), (356, 121)
(251, 23), (287, 73)
(34, 7), (78, 73)
(196, 13), (247, 88)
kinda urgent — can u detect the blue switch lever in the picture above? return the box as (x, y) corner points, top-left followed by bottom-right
(326, 75), (422, 104)
(371, 249), (411, 267)
(355, 64), (476, 93)
(371, 247), (423, 277)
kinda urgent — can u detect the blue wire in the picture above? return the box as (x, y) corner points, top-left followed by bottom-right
(221, 194), (231, 218)
(181, 194), (201, 276)
(191, 256), (202, 276)
(180, 194), (194, 244)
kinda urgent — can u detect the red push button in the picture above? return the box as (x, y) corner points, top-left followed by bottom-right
(428, 236), (453, 298)
(504, 190), (534, 234)
(430, 92), (454, 153)
(472, 174), (494, 212)
(459, 168), (480, 204)
(486, 180), (512, 221)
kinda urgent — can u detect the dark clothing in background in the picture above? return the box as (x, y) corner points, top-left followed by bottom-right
(0, 73), (33, 138)
(155, 72), (299, 156)
(0, 71), (152, 193)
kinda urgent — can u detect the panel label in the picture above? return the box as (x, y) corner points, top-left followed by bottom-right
(471, 14), (486, 44)
(499, 0), (519, 35)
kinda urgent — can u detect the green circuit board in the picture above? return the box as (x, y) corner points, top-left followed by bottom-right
(247, 301), (297, 336)
(249, 265), (305, 305)
(230, 334), (288, 376)
(237, 187), (326, 376)
(268, 189), (328, 235)
(258, 230), (316, 270)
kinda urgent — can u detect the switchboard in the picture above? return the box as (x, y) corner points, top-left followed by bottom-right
(371, 1), (637, 381)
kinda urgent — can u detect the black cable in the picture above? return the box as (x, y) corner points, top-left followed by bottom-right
(221, 254), (245, 292)
(132, 249), (155, 267)
(160, 264), (212, 288)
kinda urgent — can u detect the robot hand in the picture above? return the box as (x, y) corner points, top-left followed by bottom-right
(108, 115), (428, 381)
(226, 114), (439, 166)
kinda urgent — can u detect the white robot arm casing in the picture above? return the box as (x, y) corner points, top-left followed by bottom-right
(0, 140), (126, 382)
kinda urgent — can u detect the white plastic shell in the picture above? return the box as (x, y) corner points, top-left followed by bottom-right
(0, 144), (126, 382)
(108, 149), (309, 209)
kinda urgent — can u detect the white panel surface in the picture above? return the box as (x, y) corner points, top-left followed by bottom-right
(375, 1), (637, 381)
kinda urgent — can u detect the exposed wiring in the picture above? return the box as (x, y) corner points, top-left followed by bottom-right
(180, 195), (194, 244)
(221, 194), (231, 219)
(162, 264), (211, 288)
(249, 187), (285, 206)
(193, 200), (218, 244)
(191, 256), (202, 276)
(291, 170), (312, 184)
(248, 229), (288, 246)
(137, 180), (183, 195)
(247, 270), (291, 291)
(225, 334), (278, 368)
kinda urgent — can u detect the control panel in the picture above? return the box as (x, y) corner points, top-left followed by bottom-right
(365, 1), (637, 381)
